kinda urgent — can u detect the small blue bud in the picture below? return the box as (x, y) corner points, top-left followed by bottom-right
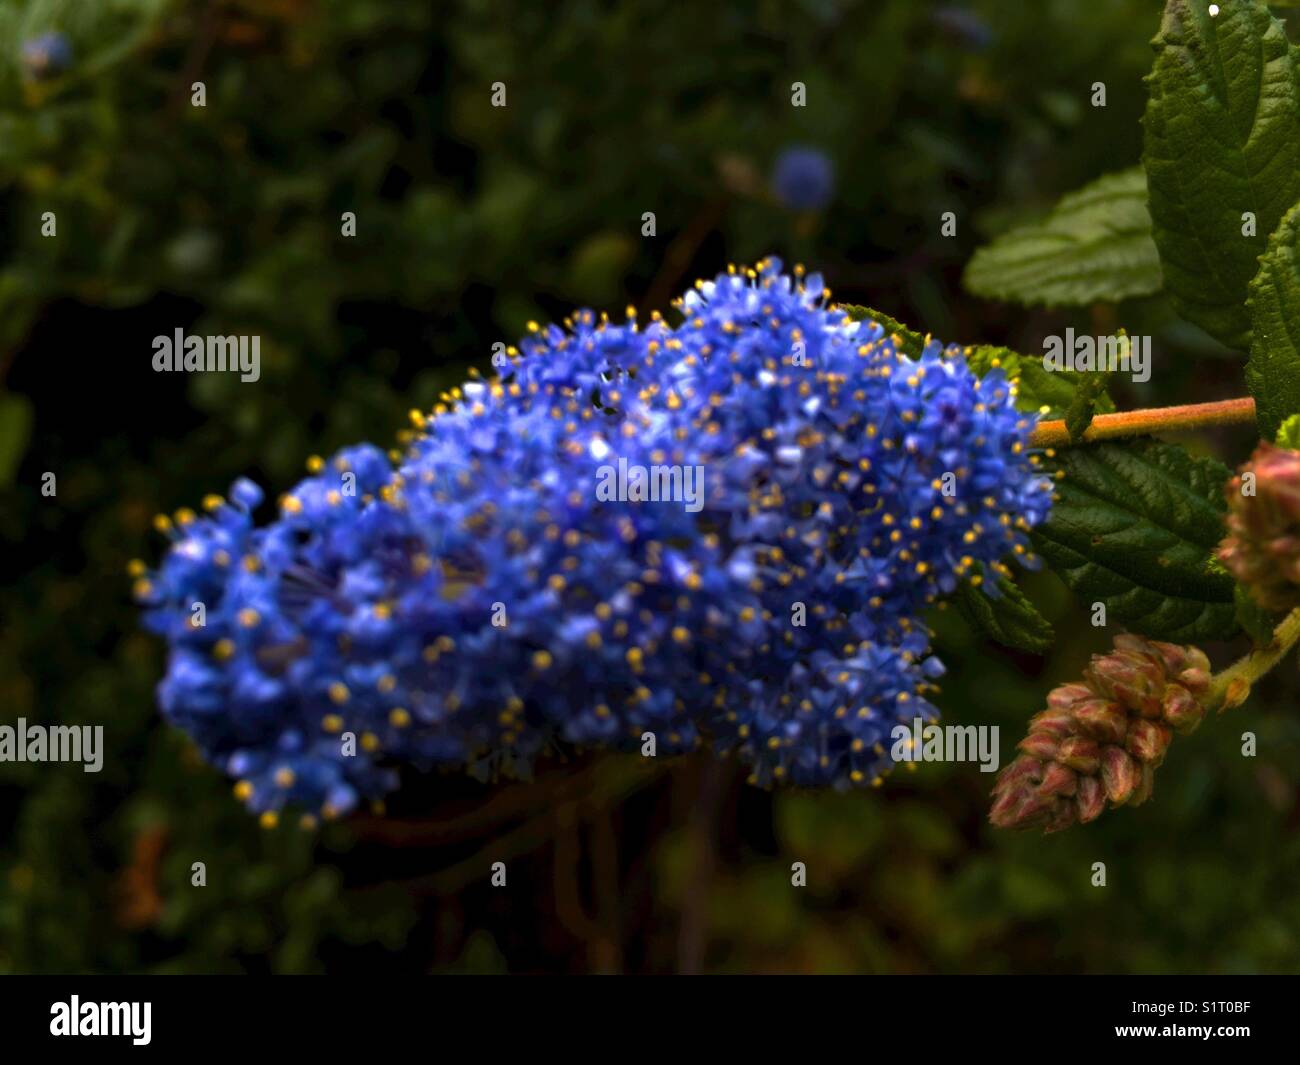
(771, 147), (835, 212)
(229, 478), (264, 510)
(21, 32), (73, 82)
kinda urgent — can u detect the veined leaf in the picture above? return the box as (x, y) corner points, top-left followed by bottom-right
(953, 566), (1055, 655)
(963, 168), (1162, 308)
(839, 304), (928, 357)
(1143, 0), (1300, 351)
(1247, 200), (1300, 440)
(1031, 438), (1238, 642)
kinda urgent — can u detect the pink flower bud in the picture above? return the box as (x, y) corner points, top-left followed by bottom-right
(1075, 775), (1106, 824)
(1086, 651), (1165, 717)
(1072, 699), (1128, 744)
(1047, 683), (1093, 712)
(989, 633), (1213, 833)
(990, 755), (1041, 797)
(990, 785), (1054, 830)
(1028, 708), (1076, 738)
(1176, 667), (1211, 698)
(1130, 764), (1156, 807)
(1220, 442), (1300, 611)
(1162, 684), (1205, 734)
(1017, 733), (1059, 760)
(1057, 735), (1100, 773)
(1100, 745), (1139, 805)
(1038, 761), (1078, 798)
(1126, 719), (1172, 765)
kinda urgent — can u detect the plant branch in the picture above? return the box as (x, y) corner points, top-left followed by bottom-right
(1208, 606), (1300, 712)
(1030, 397), (1257, 448)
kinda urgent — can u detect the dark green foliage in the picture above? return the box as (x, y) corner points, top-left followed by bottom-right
(1143, 0), (1300, 351)
(964, 168), (1161, 308)
(1031, 439), (1239, 643)
(953, 565), (1055, 655)
(1247, 203), (1300, 440)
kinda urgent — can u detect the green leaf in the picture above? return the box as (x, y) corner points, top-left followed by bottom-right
(953, 565), (1055, 655)
(1205, 551), (1231, 580)
(1247, 200), (1300, 440)
(1031, 438), (1238, 642)
(0, 392), (33, 486)
(1276, 413), (1300, 450)
(1012, 360), (1089, 417)
(839, 304), (927, 357)
(1063, 370), (1115, 442)
(1143, 0), (1300, 351)
(963, 168), (1162, 307)
(963, 344), (1021, 381)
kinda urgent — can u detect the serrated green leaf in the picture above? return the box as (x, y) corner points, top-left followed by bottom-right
(1010, 359), (1083, 417)
(1031, 438), (1238, 642)
(1276, 413), (1300, 449)
(1247, 200), (1300, 439)
(1143, 0), (1300, 351)
(839, 304), (927, 357)
(953, 565), (1055, 655)
(963, 168), (1162, 308)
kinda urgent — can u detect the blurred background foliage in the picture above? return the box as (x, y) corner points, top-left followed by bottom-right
(2, 0), (1298, 974)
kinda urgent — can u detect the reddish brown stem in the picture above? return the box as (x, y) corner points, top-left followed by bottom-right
(1030, 397), (1257, 448)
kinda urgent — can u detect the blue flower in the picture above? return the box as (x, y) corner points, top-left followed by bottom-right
(137, 259), (1053, 820)
(21, 33), (73, 81)
(771, 147), (835, 211)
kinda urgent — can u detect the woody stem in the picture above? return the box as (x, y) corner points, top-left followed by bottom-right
(1029, 397), (1257, 449)
(1207, 606), (1300, 712)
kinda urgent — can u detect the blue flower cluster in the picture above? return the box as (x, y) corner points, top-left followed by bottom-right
(136, 259), (1052, 825)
